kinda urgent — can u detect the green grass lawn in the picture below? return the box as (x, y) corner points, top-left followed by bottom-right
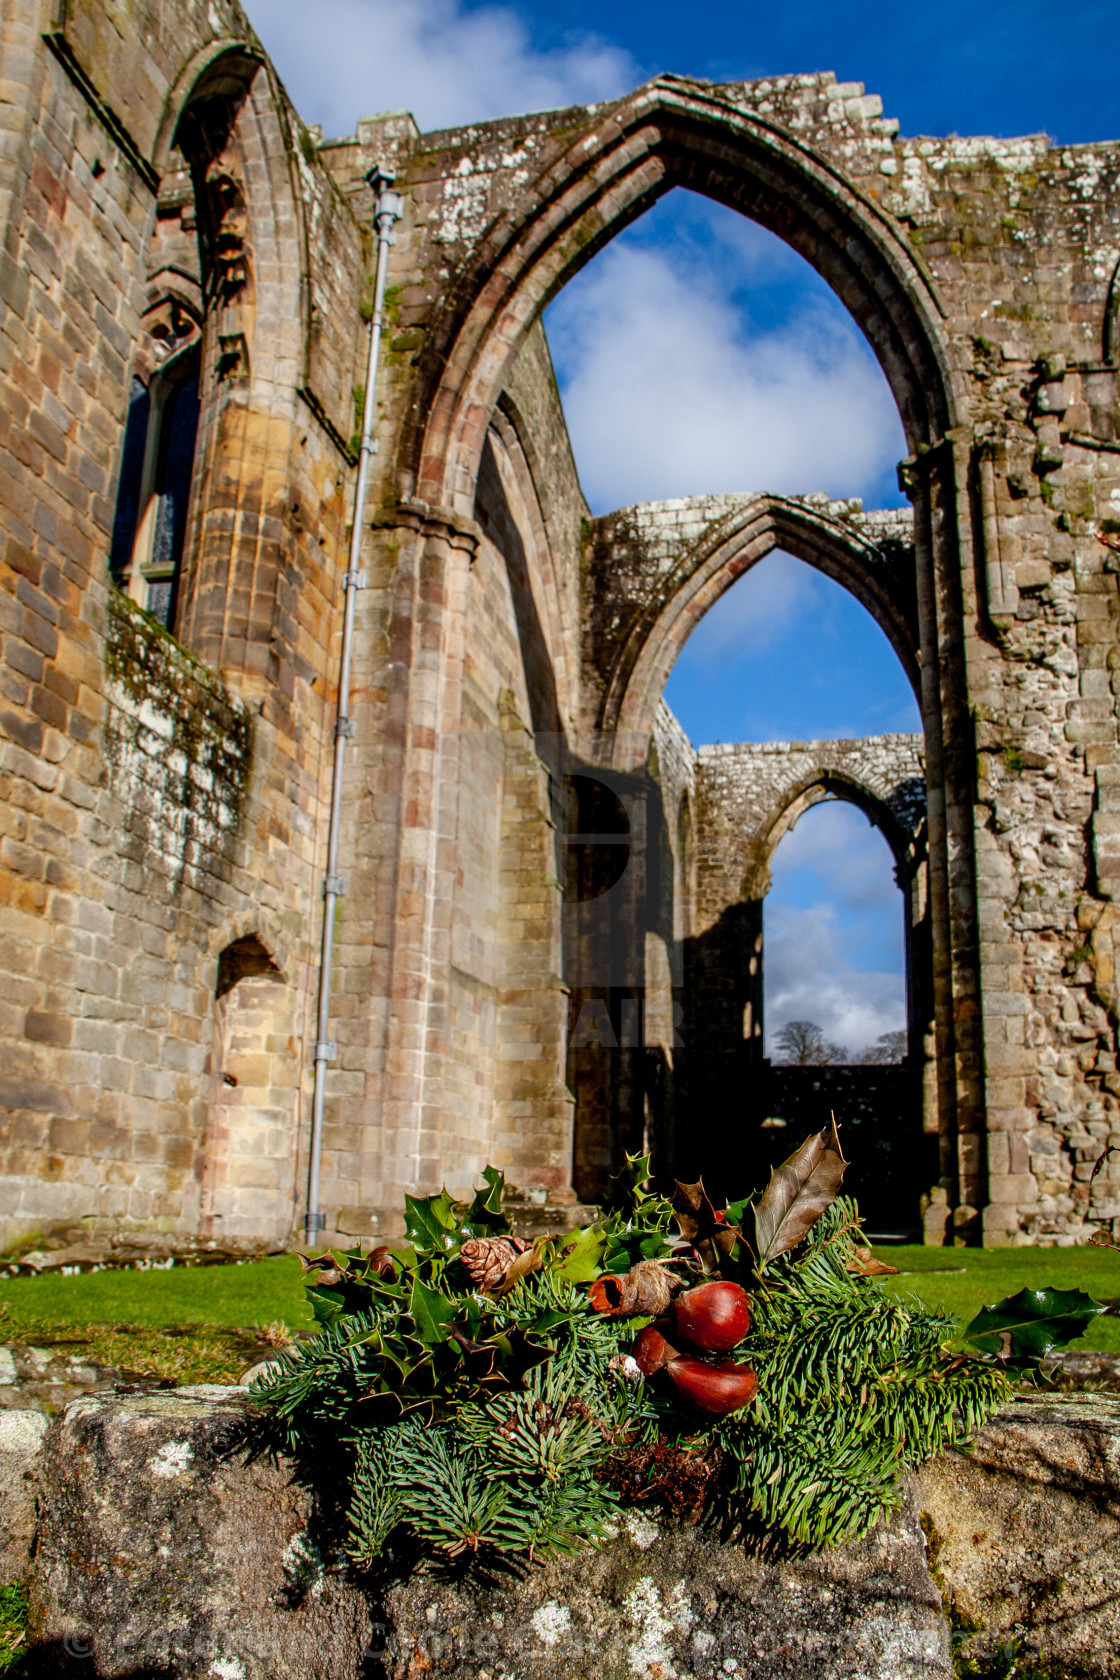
(0, 1254), (311, 1332)
(0, 1255), (312, 1385)
(874, 1243), (1120, 1352)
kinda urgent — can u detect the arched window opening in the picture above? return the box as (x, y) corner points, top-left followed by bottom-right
(764, 800), (907, 1068)
(110, 343), (201, 627)
(543, 188), (907, 518)
(201, 935), (295, 1246)
(107, 56), (257, 633)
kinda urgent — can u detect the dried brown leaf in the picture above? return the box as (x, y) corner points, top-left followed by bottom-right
(1090, 1144), (1118, 1188)
(672, 1181), (738, 1262)
(753, 1116), (849, 1265)
(844, 1246), (899, 1277)
(492, 1239), (545, 1296)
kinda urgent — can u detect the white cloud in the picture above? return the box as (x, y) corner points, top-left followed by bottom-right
(763, 802), (906, 1056)
(675, 550), (820, 660)
(545, 235), (905, 515)
(246, 0), (639, 135)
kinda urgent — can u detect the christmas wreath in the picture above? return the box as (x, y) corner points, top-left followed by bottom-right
(260, 1123), (1102, 1559)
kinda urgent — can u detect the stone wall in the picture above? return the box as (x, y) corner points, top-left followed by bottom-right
(4, 21), (1120, 1245)
(15, 1387), (1120, 1680)
(0, 1), (362, 1248)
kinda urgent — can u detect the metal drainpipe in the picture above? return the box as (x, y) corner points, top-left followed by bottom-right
(305, 165), (403, 1243)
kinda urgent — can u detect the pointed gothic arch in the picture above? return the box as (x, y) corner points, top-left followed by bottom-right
(403, 76), (962, 516)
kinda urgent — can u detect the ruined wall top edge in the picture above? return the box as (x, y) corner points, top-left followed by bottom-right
(324, 69), (1116, 160)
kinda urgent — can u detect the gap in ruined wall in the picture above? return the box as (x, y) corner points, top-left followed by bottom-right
(526, 189), (935, 1231)
(657, 554), (930, 1237)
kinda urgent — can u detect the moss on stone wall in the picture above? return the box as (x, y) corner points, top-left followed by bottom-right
(103, 589), (253, 888)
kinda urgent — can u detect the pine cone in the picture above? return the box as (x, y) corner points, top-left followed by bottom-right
(459, 1235), (531, 1291)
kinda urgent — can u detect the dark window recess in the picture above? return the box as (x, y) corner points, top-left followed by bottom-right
(146, 366), (200, 627)
(562, 774), (632, 903)
(216, 934), (282, 999)
(106, 354), (201, 630)
(108, 379), (150, 583)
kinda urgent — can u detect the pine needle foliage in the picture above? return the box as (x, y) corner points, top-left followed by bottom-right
(257, 1153), (1084, 1563)
(714, 1200), (1013, 1546)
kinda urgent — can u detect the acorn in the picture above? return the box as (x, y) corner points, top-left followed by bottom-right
(664, 1355), (758, 1416)
(671, 1280), (751, 1354)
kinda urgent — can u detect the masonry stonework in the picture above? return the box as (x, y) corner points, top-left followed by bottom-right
(3, 11), (1120, 1247)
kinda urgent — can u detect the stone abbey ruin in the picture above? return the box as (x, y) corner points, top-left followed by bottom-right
(3, 0), (1120, 1253)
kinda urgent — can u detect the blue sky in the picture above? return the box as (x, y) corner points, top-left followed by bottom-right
(246, 0), (1109, 1051)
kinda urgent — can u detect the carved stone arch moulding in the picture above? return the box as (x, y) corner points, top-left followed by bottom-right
(740, 770), (916, 907)
(404, 76), (964, 517)
(599, 495), (920, 772)
(1102, 253), (1120, 365)
(152, 40), (263, 182)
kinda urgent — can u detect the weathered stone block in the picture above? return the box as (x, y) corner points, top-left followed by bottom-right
(917, 1395), (1120, 1679)
(384, 1489), (950, 1679)
(29, 1388), (374, 1679)
(0, 1408), (48, 1583)
(17, 1391), (1120, 1678)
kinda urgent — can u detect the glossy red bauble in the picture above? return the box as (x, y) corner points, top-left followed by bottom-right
(671, 1280), (751, 1353)
(664, 1356), (758, 1416)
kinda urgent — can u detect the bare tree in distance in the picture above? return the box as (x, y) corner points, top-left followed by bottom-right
(772, 1019), (849, 1066)
(857, 1029), (907, 1065)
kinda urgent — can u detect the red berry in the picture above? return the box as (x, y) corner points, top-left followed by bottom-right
(671, 1280), (751, 1353)
(664, 1356), (758, 1416)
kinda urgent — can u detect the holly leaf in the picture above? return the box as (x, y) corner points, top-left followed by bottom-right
(489, 1326), (554, 1384)
(404, 1189), (461, 1255)
(306, 1284), (347, 1327)
(461, 1166), (513, 1239)
(724, 1195), (753, 1228)
(752, 1117), (848, 1265)
(606, 1153), (656, 1214)
(552, 1224), (608, 1283)
(468, 1164), (506, 1218)
(408, 1276), (459, 1345)
(672, 1180), (738, 1263)
(964, 1286), (1105, 1360)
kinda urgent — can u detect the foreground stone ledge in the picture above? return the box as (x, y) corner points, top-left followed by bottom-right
(384, 1492), (949, 1679)
(916, 1394), (1120, 1677)
(15, 1388), (1120, 1678)
(28, 1387), (373, 1680)
(0, 1409), (48, 1583)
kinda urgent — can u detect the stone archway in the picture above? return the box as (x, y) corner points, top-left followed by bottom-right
(403, 77), (961, 511)
(679, 736), (931, 1228)
(368, 82), (984, 1233)
(582, 494), (919, 764)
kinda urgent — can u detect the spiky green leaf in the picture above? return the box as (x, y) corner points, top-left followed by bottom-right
(551, 1223), (607, 1282)
(408, 1276), (459, 1345)
(403, 1189), (460, 1255)
(963, 1286), (1104, 1359)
